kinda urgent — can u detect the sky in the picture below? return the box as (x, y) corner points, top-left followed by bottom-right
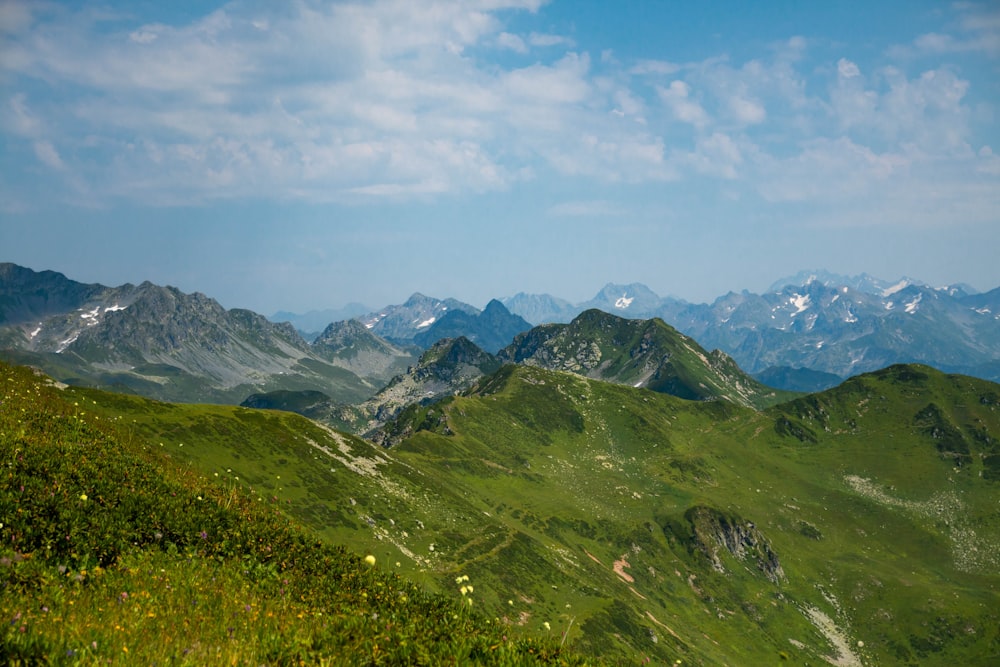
(2, 0), (999, 314)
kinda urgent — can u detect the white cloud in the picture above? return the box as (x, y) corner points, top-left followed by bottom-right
(679, 132), (743, 179)
(128, 28), (158, 44)
(897, 4), (1000, 57)
(837, 58), (861, 78)
(497, 31), (527, 53)
(830, 62), (972, 154)
(631, 59), (681, 76)
(0, 1), (34, 34)
(728, 96), (766, 125)
(6, 93), (41, 136)
(528, 32), (571, 48)
(502, 53), (592, 104)
(754, 136), (914, 204)
(0, 0), (995, 232)
(33, 140), (64, 170)
(548, 199), (625, 217)
(658, 80), (709, 128)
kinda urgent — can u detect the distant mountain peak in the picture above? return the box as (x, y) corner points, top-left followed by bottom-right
(413, 299), (531, 354)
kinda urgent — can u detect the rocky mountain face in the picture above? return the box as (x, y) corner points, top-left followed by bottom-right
(413, 299), (531, 353)
(311, 318), (418, 387)
(0, 264), (375, 404)
(0, 263), (111, 327)
(769, 269), (922, 295)
(503, 282), (683, 325)
(498, 309), (790, 409)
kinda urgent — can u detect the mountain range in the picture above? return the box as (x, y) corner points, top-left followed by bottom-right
(4, 262), (999, 411)
(276, 269), (1000, 393)
(499, 274), (1000, 388)
(3, 260), (1000, 664)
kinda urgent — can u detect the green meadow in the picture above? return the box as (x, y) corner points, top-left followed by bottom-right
(3, 359), (999, 664)
(0, 362), (582, 665)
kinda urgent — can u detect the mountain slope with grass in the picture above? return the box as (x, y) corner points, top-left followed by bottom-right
(58, 356), (1000, 665)
(499, 308), (792, 409)
(0, 361), (584, 665)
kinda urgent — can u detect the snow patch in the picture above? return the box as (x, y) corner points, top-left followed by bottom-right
(29, 324), (42, 339)
(615, 294), (634, 309)
(416, 317), (436, 329)
(884, 301), (894, 311)
(789, 293), (811, 315)
(77, 302), (128, 328)
(831, 294), (840, 303)
(844, 311), (858, 323)
(904, 293), (922, 314)
(974, 307), (991, 315)
(881, 279), (909, 297)
(56, 334), (79, 353)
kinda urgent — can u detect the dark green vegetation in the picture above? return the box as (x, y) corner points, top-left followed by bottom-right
(0, 362), (584, 665)
(14, 356), (993, 665)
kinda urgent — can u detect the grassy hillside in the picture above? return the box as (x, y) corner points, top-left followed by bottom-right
(12, 359), (1000, 665)
(385, 363), (1000, 664)
(0, 362), (582, 665)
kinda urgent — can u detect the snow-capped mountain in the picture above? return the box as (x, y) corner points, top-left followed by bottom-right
(673, 281), (1000, 382)
(501, 274), (1000, 386)
(767, 269), (979, 299)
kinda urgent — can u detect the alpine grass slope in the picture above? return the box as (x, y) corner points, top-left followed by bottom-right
(0, 361), (581, 665)
(39, 359), (1000, 665)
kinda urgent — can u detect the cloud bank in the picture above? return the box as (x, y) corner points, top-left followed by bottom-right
(1, 0), (997, 228)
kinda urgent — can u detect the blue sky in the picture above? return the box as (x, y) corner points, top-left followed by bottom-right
(2, 0), (998, 314)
